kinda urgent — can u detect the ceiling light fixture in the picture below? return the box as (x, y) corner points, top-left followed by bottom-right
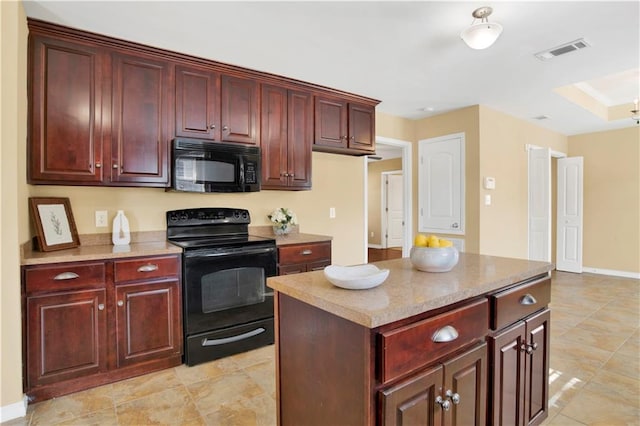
(460, 6), (503, 50)
(631, 99), (639, 124)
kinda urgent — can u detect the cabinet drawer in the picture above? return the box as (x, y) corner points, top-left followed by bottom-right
(490, 276), (551, 331)
(25, 262), (106, 293)
(114, 256), (179, 283)
(379, 299), (488, 384)
(278, 242), (331, 264)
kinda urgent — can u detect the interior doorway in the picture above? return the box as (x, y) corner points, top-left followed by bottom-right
(365, 136), (412, 261)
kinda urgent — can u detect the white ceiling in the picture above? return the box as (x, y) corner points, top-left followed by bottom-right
(22, 1), (640, 137)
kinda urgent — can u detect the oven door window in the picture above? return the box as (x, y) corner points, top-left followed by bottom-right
(201, 267), (265, 313)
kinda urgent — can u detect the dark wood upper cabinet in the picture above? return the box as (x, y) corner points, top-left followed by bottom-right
(175, 65), (220, 140)
(261, 84), (312, 190)
(28, 36), (105, 184)
(220, 75), (259, 145)
(314, 96), (376, 155)
(27, 19), (379, 188)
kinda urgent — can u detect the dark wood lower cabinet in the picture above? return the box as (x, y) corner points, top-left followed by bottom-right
(380, 343), (487, 426)
(277, 241), (331, 275)
(115, 279), (182, 367)
(27, 289), (107, 387)
(23, 255), (182, 402)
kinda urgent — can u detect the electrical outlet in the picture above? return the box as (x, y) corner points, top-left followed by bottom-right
(370, 231), (374, 238)
(329, 207), (336, 219)
(95, 210), (108, 227)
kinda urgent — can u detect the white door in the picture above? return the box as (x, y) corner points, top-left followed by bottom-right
(418, 133), (464, 234)
(385, 173), (404, 248)
(556, 157), (583, 272)
(528, 147), (551, 262)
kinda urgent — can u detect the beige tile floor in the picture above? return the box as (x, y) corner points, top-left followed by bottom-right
(3, 271), (639, 425)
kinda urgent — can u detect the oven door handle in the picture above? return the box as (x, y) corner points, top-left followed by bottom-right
(201, 327), (266, 347)
(185, 246), (275, 258)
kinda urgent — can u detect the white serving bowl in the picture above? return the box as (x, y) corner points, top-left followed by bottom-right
(409, 246), (459, 272)
(324, 264), (390, 290)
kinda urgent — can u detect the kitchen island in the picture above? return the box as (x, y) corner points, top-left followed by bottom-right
(267, 253), (554, 426)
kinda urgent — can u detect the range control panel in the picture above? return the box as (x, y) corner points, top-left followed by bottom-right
(166, 208), (250, 226)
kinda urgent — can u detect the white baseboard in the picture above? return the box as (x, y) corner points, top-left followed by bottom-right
(582, 267), (640, 279)
(0, 395), (28, 422)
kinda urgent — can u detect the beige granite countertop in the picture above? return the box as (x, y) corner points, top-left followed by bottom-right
(21, 231), (182, 266)
(267, 253), (553, 329)
(249, 226), (332, 246)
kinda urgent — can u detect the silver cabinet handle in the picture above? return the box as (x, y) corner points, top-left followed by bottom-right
(95, 162), (102, 168)
(201, 327), (265, 346)
(222, 125), (229, 131)
(446, 389), (460, 404)
(435, 396), (451, 411)
(519, 294), (537, 305)
(113, 164), (118, 169)
(521, 342), (538, 355)
(53, 272), (79, 280)
(289, 173), (294, 178)
(209, 124), (216, 129)
(137, 264), (159, 272)
(432, 325), (459, 343)
(98, 303), (105, 311)
(301, 250), (312, 255)
(117, 300), (124, 307)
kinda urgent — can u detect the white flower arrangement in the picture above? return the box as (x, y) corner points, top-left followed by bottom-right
(268, 207), (297, 233)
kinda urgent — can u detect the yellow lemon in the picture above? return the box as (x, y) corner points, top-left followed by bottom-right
(414, 234), (428, 247)
(439, 239), (453, 248)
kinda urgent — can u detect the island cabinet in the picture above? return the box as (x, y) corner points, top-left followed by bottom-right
(22, 254), (182, 402)
(260, 84), (313, 190)
(487, 276), (551, 426)
(277, 241), (331, 275)
(175, 65), (259, 145)
(313, 96), (376, 155)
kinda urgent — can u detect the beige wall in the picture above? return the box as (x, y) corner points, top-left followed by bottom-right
(367, 158), (402, 246)
(414, 106), (481, 253)
(569, 127), (640, 273)
(376, 112), (415, 143)
(29, 152), (367, 266)
(1, 0), (29, 411)
(478, 106), (567, 259)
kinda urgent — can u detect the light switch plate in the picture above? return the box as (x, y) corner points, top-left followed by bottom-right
(329, 207), (336, 219)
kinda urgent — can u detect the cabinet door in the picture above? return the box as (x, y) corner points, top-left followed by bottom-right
(260, 84), (288, 187)
(29, 36), (104, 183)
(442, 342), (487, 426)
(278, 263), (307, 275)
(220, 75), (259, 144)
(287, 89), (313, 189)
(348, 103), (375, 153)
(379, 364), (443, 426)
(27, 289), (107, 387)
(111, 53), (171, 185)
(175, 65), (219, 140)
(314, 96), (348, 149)
(524, 309), (550, 426)
(115, 280), (182, 367)
(489, 321), (526, 426)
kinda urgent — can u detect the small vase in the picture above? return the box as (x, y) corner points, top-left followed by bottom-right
(273, 224), (292, 235)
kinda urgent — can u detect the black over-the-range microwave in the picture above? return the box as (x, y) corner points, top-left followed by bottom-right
(171, 138), (261, 193)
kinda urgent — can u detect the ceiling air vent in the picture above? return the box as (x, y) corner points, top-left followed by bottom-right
(534, 38), (590, 61)
(533, 115), (550, 120)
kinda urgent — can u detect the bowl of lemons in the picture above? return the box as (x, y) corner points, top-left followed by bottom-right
(410, 234), (459, 272)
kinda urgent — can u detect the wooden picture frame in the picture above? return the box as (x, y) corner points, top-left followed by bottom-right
(29, 197), (80, 252)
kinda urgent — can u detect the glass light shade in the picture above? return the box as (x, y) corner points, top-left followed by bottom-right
(460, 22), (503, 50)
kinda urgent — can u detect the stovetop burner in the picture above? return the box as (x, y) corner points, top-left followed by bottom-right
(166, 208), (274, 250)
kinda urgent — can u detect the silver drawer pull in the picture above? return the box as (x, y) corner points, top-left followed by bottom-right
(201, 327), (265, 346)
(435, 396), (451, 411)
(301, 249), (313, 255)
(519, 294), (537, 305)
(137, 264), (159, 272)
(98, 303), (105, 311)
(432, 325), (459, 343)
(53, 272), (80, 281)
